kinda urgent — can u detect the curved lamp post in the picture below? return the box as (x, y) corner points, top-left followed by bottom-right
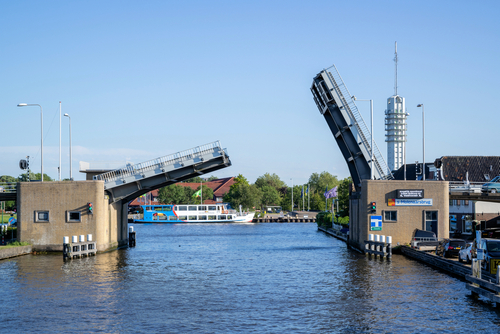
(417, 104), (425, 181)
(18, 103), (43, 182)
(64, 113), (72, 180)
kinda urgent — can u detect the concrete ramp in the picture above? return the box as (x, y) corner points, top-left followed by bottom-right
(311, 65), (392, 191)
(94, 141), (231, 203)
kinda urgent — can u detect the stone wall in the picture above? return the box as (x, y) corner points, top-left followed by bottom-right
(17, 181), (127, 252)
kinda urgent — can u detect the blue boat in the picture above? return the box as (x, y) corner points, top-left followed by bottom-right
(133, 204), (254, 223)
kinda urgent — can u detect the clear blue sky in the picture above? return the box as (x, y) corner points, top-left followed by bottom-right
(1, 1), (499, 185)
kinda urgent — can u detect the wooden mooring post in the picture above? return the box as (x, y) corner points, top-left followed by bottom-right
(63, 235), (97, 259)
(129, 226), (136, 247)
(364, 234), (392, 258)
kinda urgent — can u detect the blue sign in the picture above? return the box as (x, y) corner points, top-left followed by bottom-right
(370, 215), (382, 231)
(8, 217), (16, 225)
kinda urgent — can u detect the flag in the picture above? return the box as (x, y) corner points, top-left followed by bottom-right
(193, 189), (202, 198)
(301, 187), (303, 198)
(324, 186), (338, 199)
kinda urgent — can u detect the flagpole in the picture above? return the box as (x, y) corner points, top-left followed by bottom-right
(302, 185), (304, 211)
(307, 183), (311, 211)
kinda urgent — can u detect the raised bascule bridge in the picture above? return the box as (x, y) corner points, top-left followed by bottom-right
(91, 140), (231, 204)
(310, 65), (393, 191)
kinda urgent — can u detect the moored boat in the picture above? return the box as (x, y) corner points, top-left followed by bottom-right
(133, 203), (254, 223)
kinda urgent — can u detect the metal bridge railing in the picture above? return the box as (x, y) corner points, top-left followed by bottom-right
(94, 141), (224, 183)
(0, 183), (17, 193)
(325, 66), (393, 180)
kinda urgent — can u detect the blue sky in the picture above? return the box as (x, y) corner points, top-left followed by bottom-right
(1, 1), (499, 185)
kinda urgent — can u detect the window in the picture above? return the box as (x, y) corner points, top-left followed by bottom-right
(449, 215), (457, 233)
(425, 211), (438, 233)
(199, 215), (207, 220)
(462, 215), (473, 233)
(188, 206), (197, 211)
(35, 211), (50, 223)
(177, 206), (187, 211)
(383, 211), (397, 222)
(168, 216), (177, 221)
(188, 216), (197, 220)
(208, 206), (216, 211)
(218, 215), (227, 220)
(178, 216), (187, 220)
(464, 200), (469, 206)
(199, 206), (207, 211)
(66, 211), (81, 223)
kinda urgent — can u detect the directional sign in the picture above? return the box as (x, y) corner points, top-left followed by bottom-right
(370, 215), (382, 231)
(8, 217), (16, 225)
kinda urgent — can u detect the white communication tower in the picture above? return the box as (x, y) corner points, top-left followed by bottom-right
(385, 42), (409, 172)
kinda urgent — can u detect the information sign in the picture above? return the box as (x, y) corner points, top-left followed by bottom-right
(370, 215), (382, 231)
(388, 198), (433, 206)
(397, 189), (424, 199)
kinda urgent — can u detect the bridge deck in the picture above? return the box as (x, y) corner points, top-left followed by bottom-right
(94, 141), (232, 203)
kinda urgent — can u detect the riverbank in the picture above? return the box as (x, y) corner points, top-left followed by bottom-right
(0, 244), (32, 260)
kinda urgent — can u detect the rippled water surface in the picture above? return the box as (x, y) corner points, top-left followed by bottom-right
(1, 223), (500, 333)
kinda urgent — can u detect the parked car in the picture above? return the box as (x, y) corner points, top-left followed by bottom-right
(435, 239), (467, 258)
(458, 242), (473, 263)
(410, 229), (439, 250)
(482, 175), (500, 194)
(478, 238), (500, 273)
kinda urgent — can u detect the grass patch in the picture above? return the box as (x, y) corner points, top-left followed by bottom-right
(0, 241), (30, 249)
(0, 214), (16, 224)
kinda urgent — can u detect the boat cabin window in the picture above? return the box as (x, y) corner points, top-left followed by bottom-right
(218, 215), (227, 220)
(188, 206), (197, 211)
(177, 206), (187, 211)
(208, 206), (216, 211)
(199, 206), (207, 211)
(168, 216), (177, 221)
(188, 216), (197, 220)
(154, 207), (163, 211)
(178, 216), (187, 220)
(199, 215), (207, 220)
(145, 206), (152, 211)
(208, 215), (217, 220)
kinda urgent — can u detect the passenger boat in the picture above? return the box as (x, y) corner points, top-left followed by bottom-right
(133, 203), (254, 223)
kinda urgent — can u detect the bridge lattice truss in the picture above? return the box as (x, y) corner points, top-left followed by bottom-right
(95, 141), (231, 203)
(311, 65), (392, 191)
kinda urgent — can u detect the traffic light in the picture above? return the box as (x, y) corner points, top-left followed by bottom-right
(87, 202), (93, 214)
(370, 202), (376, 213)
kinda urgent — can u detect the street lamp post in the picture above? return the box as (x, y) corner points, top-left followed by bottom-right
(417, 104), (425, 181)
(352, 96), (374, 179)
(17, 103), (43, 182)
(64, 113), (72, 180)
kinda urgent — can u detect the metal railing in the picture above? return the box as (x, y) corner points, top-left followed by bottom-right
(449, 181), (483, 193)
(325, 66), (393, 180)
(0, 183), (17, 193)
(94, 141), (224, 183)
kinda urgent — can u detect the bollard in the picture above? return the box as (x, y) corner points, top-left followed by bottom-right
(129, 226), (136, 247)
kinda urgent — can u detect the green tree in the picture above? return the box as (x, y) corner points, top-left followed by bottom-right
(17, 172), (53, 182)
(255, 173), (286, 191)
(260, 185), (281, 207)
(337, 177), (352, 217)
(0, 175), (16, 183)
(224, 183), (261, 211)
(193, 184), (214, 204)
(308, 171), (339, 195)
(158, 184), (187, 204)
(206, 175), (219, 181)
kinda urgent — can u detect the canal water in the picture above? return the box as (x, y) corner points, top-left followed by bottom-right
(1, 223), (499, 333)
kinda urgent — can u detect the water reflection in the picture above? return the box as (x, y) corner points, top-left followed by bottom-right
(1, 223), (500, 333)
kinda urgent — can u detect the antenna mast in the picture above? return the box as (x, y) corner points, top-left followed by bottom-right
(394, 41), (398, 96)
